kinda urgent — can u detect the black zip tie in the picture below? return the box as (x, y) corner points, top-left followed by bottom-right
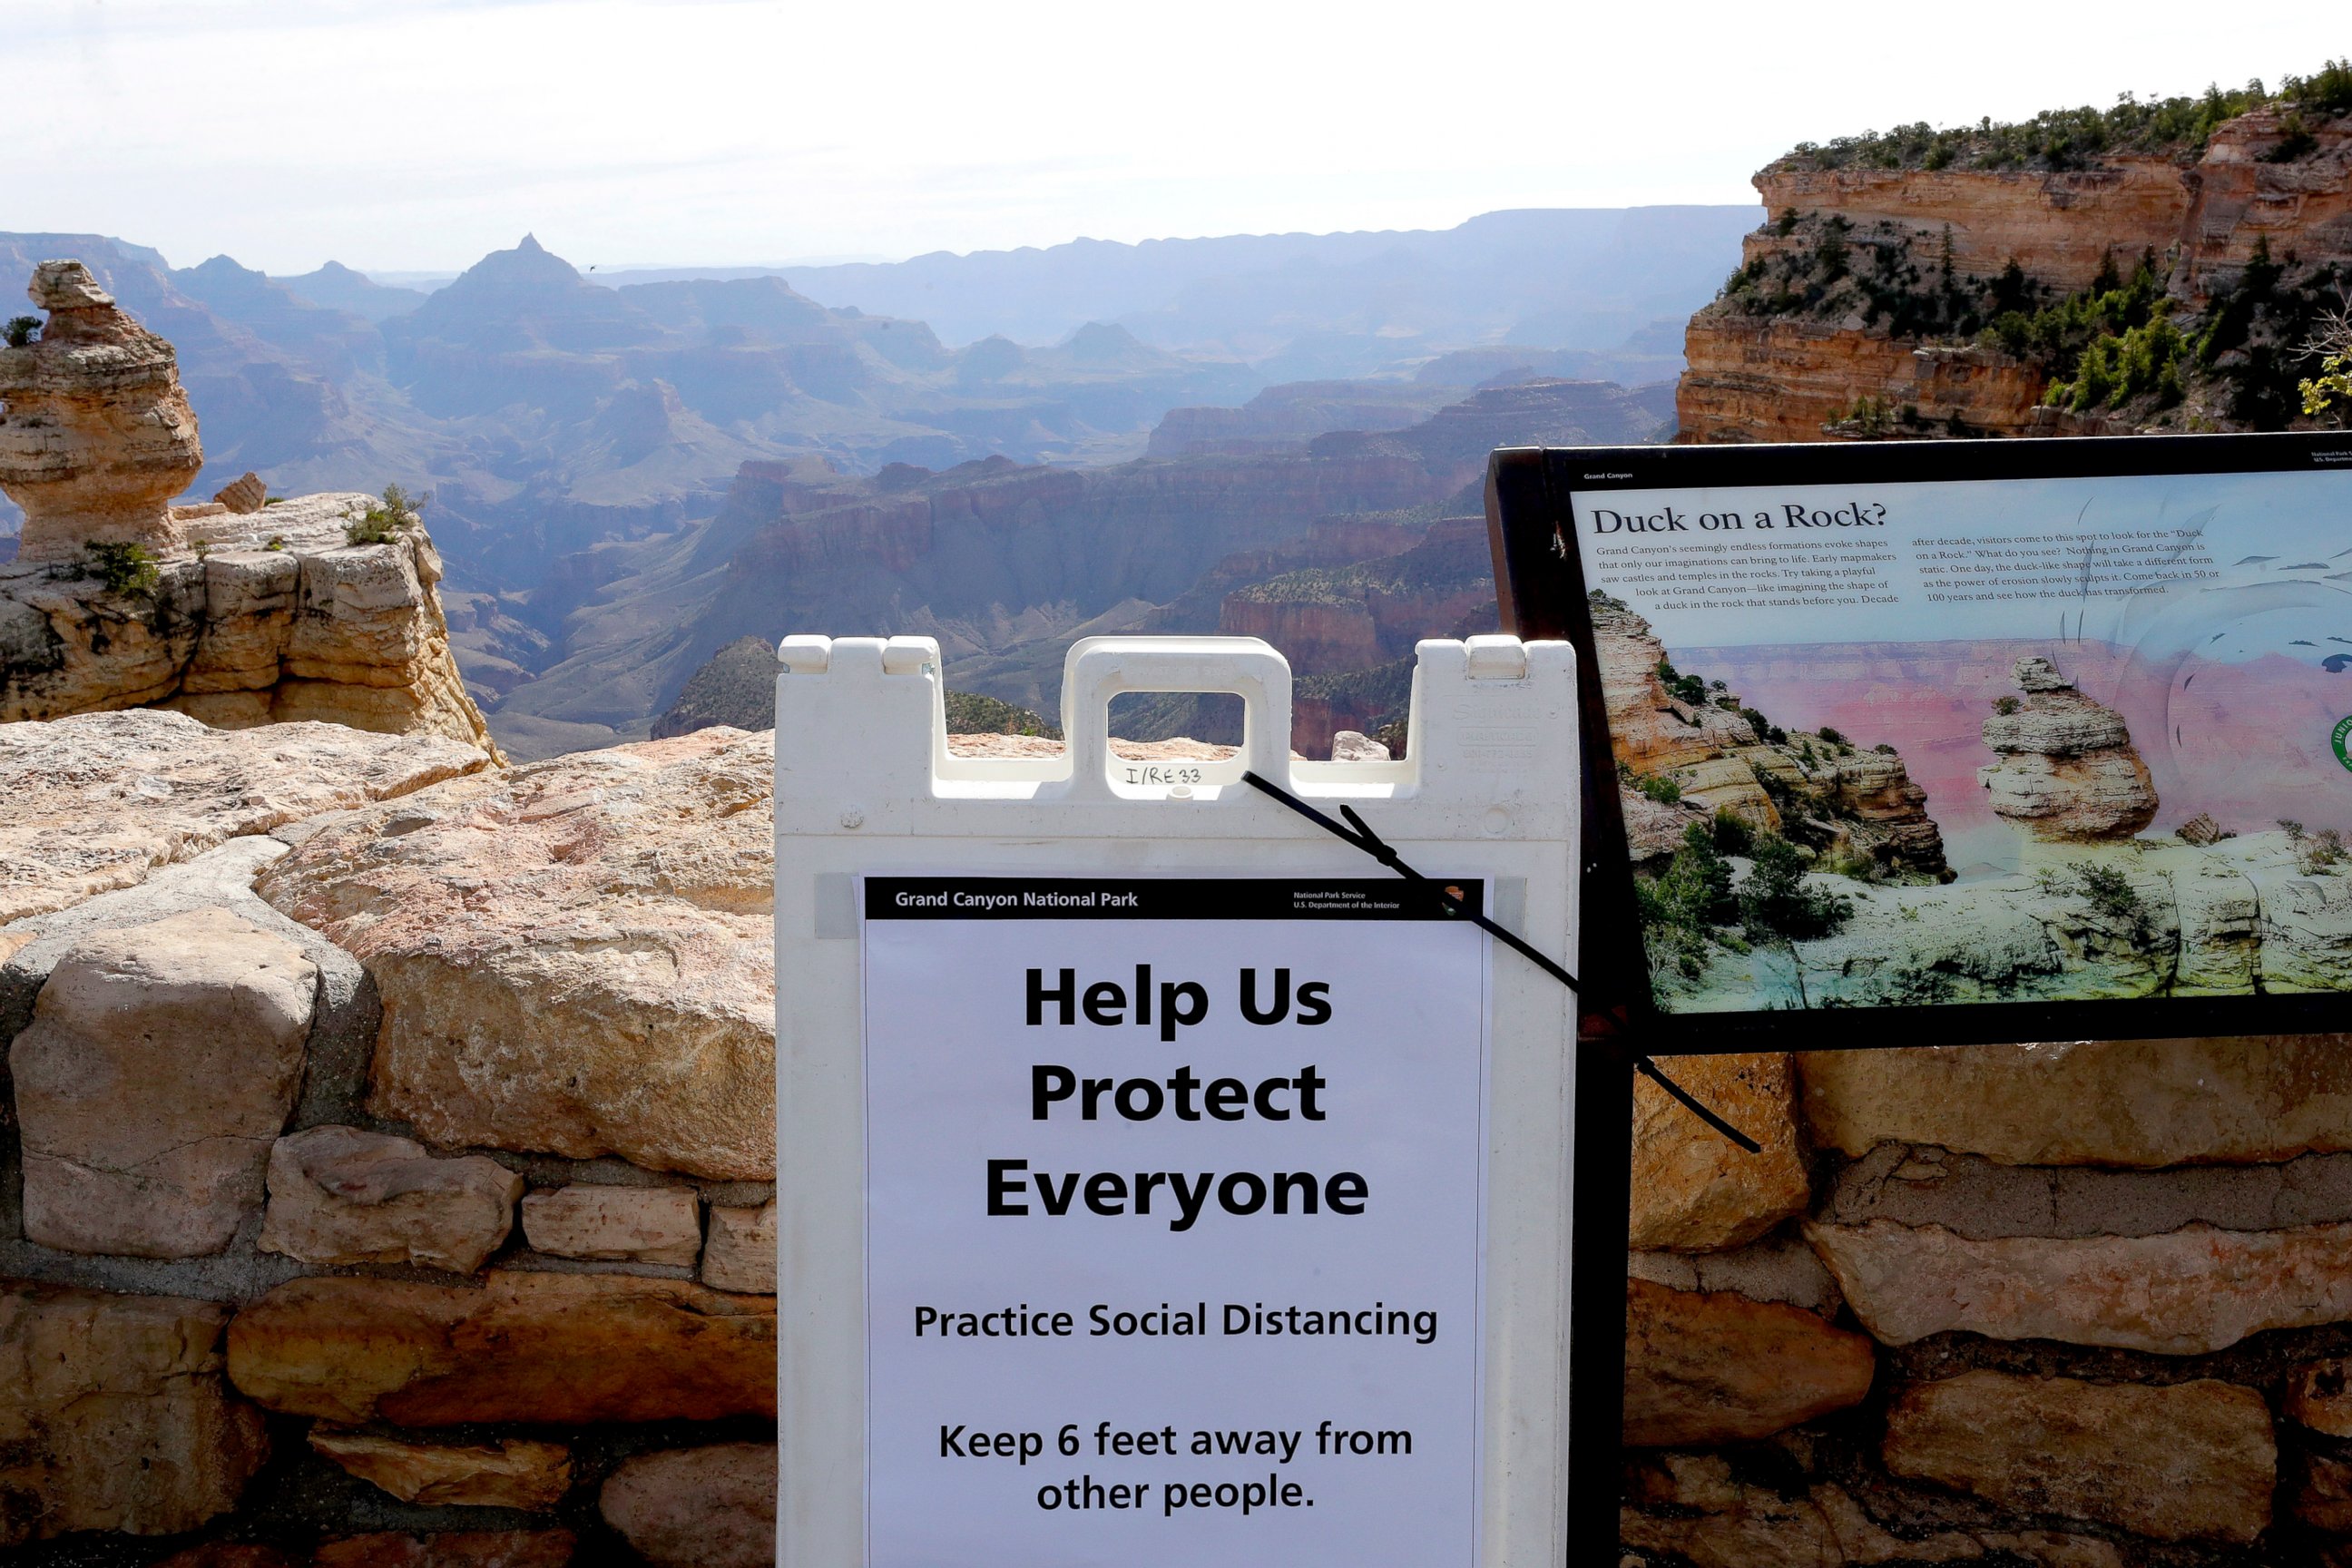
(1240, 769), (1760, 1154)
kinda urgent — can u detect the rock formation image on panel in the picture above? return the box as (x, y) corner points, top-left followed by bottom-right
(1978, 654), (2159, 839)
(1610, 599), (2352, 1010)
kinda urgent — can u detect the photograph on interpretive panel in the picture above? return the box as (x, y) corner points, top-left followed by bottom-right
(1561, 466), (2352, 1014)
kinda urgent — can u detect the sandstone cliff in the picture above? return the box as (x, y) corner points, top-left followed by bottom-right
(0, 261), (496, 754)
(1676, 73), (2352, 441)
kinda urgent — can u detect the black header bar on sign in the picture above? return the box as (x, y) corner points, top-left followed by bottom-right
(865, 877), (1485, 922)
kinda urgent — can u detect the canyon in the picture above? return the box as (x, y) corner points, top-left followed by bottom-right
(0, 217), (1733, 759)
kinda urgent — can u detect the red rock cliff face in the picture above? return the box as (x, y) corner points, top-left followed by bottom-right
(1750, 158), (2190, 294)
(1678, 101), (2352, 444)
(2178, 106), (2352, 297)
(1677, 318), (2048, 443)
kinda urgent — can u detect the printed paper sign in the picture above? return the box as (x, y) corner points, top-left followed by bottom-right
(861, 876), (1490, 1567)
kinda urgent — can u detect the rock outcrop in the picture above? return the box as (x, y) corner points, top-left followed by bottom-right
(0, 260), (497, 751)
(1675, 86), (2352, 442)
(1978, 655), (2156, 840)
(2, 489), (497, 750)
(1595, 599), (1950, 877)
(0, 260), (203, 565)
(0, 707), (491, 925)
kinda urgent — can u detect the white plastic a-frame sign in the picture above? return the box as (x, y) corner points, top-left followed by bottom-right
(776, 633), (1579, 1567)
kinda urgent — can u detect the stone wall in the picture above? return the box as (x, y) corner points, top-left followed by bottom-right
(1623, 1036), (2352, 1564)
(13, 695), (2351, 1563)
(1, 710), (775, 1566)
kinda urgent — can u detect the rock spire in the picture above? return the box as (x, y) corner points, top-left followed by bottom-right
(0, 260), (204, 565)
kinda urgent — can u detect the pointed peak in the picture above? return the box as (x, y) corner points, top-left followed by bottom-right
(518, 233), (544, 252)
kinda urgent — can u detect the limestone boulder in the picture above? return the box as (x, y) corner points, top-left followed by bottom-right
(1810, 1217), (2352, 1354)
(309, 1431), (572, 1511)
(260, 1125), (524, 1273)
(12, 907), (314, 1256)
(702, 1199), (777, 1294)
(0, 835), (370, 1092)
(0, 1282), (269, 1545)
(213, 470), (267, 513)
(600, 1444), (777, 1568)
(226, 1269), (775, 1426)
(312, 1533), (575, 1568)
(1882, 1371), (2273, 1544)
(522, 1184), (701, 1267)
(256, 729), (776, 1179)
(1630, 1052), (1809, 1251)
(1799, 1034), (2352, 1165)
(1622, 1278), (1875, 1446)
(0, 707), (490, 925)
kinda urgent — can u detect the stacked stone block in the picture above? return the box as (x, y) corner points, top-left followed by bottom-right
(0, 713), (777, 1566)
(1623, 1036), (2352, 1563)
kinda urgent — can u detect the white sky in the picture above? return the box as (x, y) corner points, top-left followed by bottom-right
(10, 0), (2344, 275)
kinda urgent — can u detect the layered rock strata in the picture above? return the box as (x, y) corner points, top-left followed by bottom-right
(1, 490), (497, 751)
(1677, 99), (2352, 443)
(1596, 600), (1949, 877)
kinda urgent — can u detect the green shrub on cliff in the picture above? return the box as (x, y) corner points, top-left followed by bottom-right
(1636, 823), (1739, 980)
(347, 483), (426, 546)
(942, 691), (1059, 739)
(82, 542), (161, 599)
(1783, 74), (2289, 174)
(4, 315), (37, 348)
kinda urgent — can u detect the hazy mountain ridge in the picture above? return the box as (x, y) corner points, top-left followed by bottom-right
(597, 377), (1665, 761)
(0, 218), (1719, 754)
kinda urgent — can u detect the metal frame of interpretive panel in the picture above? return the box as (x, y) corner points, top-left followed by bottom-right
(1486, 429), (2352, 1563)
(775, 632), (1592, 1565)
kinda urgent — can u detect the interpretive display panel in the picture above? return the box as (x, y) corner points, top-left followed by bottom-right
(1489, 433), (2352, 1048)
(859, 874), (1491, 1568)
